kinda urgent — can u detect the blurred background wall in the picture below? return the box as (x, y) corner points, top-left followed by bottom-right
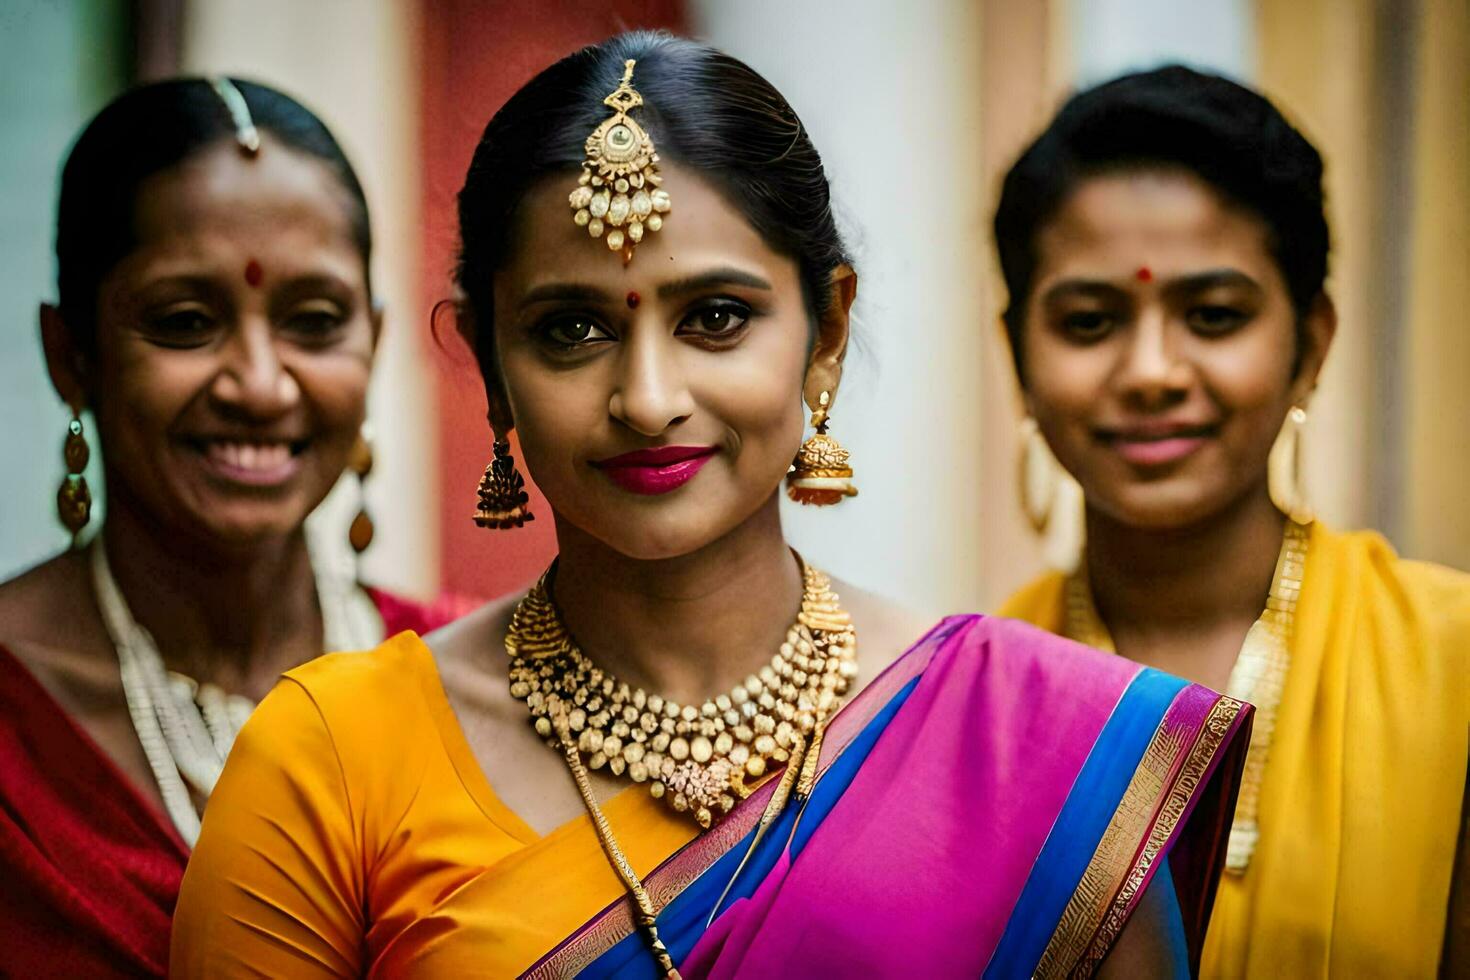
(1, 0), (1465, 611)
(0, 1), (125, 586)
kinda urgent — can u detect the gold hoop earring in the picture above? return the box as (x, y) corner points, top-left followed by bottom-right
(1270, 405), (1314, 524)
(1018, 416), (1059, 534)
(57, 413), (92, 545)
(786, 391), (857, 506)
(474, 438), (535, 529)
(348, 427), (375, 554)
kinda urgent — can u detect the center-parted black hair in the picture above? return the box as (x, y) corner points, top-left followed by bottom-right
(993, 65), (1330, 381)
(55, 77), (372, 353)
(454, 31), (851, 390)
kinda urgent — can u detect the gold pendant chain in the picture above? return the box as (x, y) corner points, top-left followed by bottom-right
(1063, 519), (1311, 873)
(551, 712), (682, 979)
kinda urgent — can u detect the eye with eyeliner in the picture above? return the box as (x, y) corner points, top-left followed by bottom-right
(528, 295), (759, 355)
(532, 312), (617, 352)
(675, 298), (755, 346)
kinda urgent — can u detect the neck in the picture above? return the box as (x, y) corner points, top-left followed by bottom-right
(1085, 481), (1287, 643)
(96, 489), (323, 690)
(548, 494), (803, 706)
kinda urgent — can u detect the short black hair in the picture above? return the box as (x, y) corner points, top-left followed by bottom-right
(455, 30), (851, 389)
(993, 64), (1329, 380)
(55, 77), (372, 353)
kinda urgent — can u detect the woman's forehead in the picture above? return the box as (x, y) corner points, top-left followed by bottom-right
(1034, 170), (1275, 278)
(131, 137), (360, 248)
(496, 162), (801, 298)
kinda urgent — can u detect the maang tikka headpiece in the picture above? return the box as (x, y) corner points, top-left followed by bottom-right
(569, 59), (671, 261)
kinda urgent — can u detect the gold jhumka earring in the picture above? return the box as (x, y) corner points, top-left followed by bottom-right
(57, 412), (91, 546)
(787, 391), (858, 506)
(473, 438), (535, 530)
(568, 59), (671, 261)
(347, 427), (375, 554)
(1018, 415), (1059, 534)
(1269, 404), (1314, 525)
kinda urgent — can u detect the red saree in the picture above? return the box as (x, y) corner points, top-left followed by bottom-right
(0, 589), (475, 977)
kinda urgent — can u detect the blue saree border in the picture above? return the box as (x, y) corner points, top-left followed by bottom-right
(577, 672), (926, 978)
(982, 667), (1187, 979)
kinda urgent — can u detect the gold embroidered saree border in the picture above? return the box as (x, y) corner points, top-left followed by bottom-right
(1034, 694), (1246, 979)
(1062, 520), (1309, 876)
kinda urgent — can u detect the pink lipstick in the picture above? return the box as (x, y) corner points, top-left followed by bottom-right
(1098, 422), (1216, 467)
(1111, 435), (1209, 466)
(593, 445), (718, 495)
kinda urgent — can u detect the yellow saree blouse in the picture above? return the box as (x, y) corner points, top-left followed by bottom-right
(169, 633), (697, 977)
(999, 522), (1470, 977)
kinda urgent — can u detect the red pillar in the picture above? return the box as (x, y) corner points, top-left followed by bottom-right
(419, 0), (685, 599)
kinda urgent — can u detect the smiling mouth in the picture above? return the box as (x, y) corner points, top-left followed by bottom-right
(186, 438), (308, 486)
(1096, 424), (1218, 466)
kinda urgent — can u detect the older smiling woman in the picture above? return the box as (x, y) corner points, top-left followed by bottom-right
(0, 78), (470, 977)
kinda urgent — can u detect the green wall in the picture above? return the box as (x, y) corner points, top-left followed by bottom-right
(0, 0), (127, 577)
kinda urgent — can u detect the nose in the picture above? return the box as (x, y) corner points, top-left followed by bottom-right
(209, 319), (300, 418)
(1113, 310), (1191, 409)
(607, 327), (694, 437)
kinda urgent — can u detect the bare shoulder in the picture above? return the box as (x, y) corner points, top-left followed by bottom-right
(827, 575), (937, 687)
(0, 550), (87, 643)
(424, 591), (519, 689)
(420, 588), (532, 741)
(0, 550), (113, 686)
(419, 584), (612, 836)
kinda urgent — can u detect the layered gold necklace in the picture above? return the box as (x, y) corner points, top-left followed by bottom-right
(1063, 518), (1310, 873)
(505, 557), (857, 978)
(506, 558), (858, 830)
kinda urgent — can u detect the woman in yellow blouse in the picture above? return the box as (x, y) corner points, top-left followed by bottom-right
(993, 65), (1469, 975)
(170, 34), (1257, 979)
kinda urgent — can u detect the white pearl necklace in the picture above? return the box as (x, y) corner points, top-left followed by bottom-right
(90, 538), (382, 846)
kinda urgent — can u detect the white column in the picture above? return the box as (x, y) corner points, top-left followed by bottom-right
(690, 0), (989, 616)
(182, 0), (436, 596)
(1067, 0), (1254, 84)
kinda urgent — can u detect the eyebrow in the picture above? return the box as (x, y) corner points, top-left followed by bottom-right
(656, 268), (773, 300)
(1040, 268), (1263, 305)
(1159, 269), (1263, 296)
(274, 272), (357, 296)
(135, 269), (356, 293)
(517, 267), (774, 311)
(518, 283), (610, 310)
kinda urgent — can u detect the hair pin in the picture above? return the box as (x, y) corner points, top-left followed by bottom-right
(210, 77), (260, 157)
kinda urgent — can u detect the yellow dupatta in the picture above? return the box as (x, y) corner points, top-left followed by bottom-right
(998, 523), (1470, 976)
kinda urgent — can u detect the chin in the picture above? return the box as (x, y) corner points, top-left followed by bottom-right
(190, 504), (312, 552)
(1091, 482), (1228, 533)
(573, 499), (742, 562)
(600, 521), (720, 561)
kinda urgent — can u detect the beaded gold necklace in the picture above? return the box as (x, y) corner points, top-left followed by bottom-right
(506, 558), (858, 830)
(1063, 518), (1310, 873)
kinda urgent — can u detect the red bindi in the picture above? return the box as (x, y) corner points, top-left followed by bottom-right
(1135, 266), (1153, 283)
(244, 259), (264, 287)
(626, 291), (641, 310)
